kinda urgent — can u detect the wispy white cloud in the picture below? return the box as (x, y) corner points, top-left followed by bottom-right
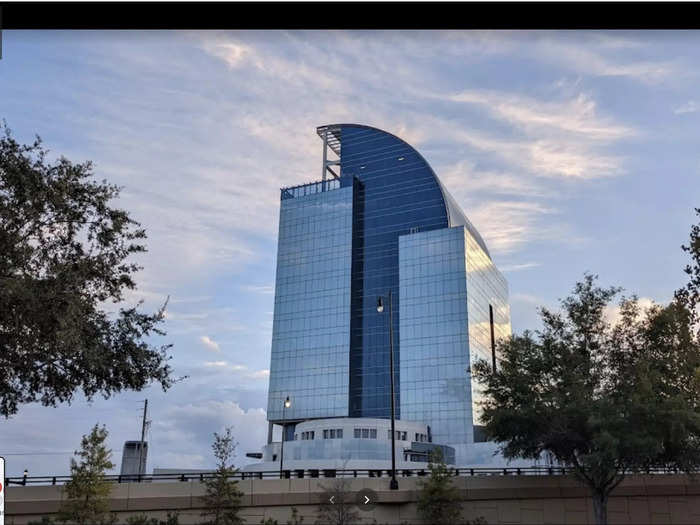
(467, 200), (557, 255)
(242, 285), (275, 295)
(449, 90), (632, 140)
(248, 369), (270, 379)
(674, 101), (700, 115)
(202, 361), (269, 380)
(200, 335), (220, 353)
(438, 160), (550, 198)
(436, 31), (681, 83)
(550, 46), (675, 82)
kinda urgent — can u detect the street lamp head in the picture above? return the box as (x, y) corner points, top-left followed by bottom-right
(284, 396), (291, 408)
(376, 296), (384, 313)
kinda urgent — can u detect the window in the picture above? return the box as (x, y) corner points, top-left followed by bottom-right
(330, 429), (336, 439)
(401, 431), (407, 441)
(337, 429), (343, 439)
(310, 431), (315, 440)
(323, 429), (329, 439)
(388, 430), (393, 440)
(415, 433), (419, 442)
(362, 429), (369, 439)
(354, 429), (361, 439)
(370, 429), (377, 439)
(294, 434), (298, 441)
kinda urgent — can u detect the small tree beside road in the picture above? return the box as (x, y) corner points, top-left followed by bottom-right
(57, 424), (116, 525)
(416, 448), (462, 525)
(315, 477), (359, 525)
(201, 427), (244, 525)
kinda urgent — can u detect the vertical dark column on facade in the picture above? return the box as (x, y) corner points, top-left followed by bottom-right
(349, 176), (365, 417)
(489, 304), (496, 371)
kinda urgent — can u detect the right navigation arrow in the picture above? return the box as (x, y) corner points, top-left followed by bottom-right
(364, 495), (370, 504)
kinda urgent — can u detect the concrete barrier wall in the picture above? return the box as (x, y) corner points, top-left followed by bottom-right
(5, 474), (700, 524)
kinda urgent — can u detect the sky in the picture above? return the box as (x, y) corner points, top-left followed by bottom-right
(1, 30), (699, 477)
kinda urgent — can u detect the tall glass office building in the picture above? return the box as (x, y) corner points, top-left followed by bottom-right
(247, 124), (511, 470)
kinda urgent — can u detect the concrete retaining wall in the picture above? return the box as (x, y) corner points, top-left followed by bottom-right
(5, 474), (700, 524)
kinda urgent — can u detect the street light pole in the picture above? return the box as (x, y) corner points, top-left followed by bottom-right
(280, 396), (291, 479)
(378, 291), (399, 490)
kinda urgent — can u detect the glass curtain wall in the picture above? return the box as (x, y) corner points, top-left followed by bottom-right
(267, 184), (353, 422)
(339, 125), (449, 419)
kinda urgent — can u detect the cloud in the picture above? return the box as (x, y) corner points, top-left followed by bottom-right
(603, 297), (657, 325)
(199, 336), (220, 352)
(674, 101), (700, 115)
(530, 35), (678, 83)
(201, 361), (269, 380)
(511, 293), (545, 306)
(467, 200), (558, 255)
(442, 112), (625, 181)
(437, 32), (680, 83)
(248, 369), (270, 379)
(242, 285), (275, 295)
(154, 400), (269, 469)
(438, 160), (550, 198)
(449, 90), (632, 140)
(500, 262), (541, 272)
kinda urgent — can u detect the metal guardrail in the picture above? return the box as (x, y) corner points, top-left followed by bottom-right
(3, 466), (685, 487)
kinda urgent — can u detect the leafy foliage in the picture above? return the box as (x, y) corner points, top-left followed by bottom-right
(0, 122), (175, 417)
(473, 274), (700, 524)
(677, 207), (700, 320)
(415, 447), (462, 525)
(201, 427), (244, 525)
(57, 424), (116, 525)
(315, 477), (359, 525)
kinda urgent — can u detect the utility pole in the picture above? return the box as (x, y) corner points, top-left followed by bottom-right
(138, 399), (148, 478)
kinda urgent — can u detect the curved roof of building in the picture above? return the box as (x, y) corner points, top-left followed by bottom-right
(317, 123), (491, 259)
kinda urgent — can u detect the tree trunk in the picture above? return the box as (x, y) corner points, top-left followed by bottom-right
(592, 491), (608, 525)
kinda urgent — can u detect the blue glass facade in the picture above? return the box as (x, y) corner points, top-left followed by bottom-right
(398, 227), (473, 446)
(399, 226), (511, 458)
(266, 124), (511, 465)
(340, 125), (450, 419)
(267, 184), (353, 422)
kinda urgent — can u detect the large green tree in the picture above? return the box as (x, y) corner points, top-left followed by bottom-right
(473, 274), (700, 525)
(0, 122), (174, 417)
(57, 424), (116, 525)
